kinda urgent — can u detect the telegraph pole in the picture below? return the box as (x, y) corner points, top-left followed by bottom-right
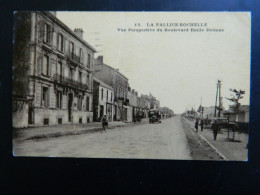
(214, 81), (219, 117)
(218, 80), (222, 117)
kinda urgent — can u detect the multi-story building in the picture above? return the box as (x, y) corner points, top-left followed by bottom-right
(141, 93), (160, 109)
(127, 88), (138, 122)
(12, 11), (96, 128)
(137, 95), (150, 118)
(94, 56), (129, 121)
(93, 78), (114, 122)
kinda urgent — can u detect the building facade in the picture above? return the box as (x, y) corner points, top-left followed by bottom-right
(94, 56), (129, 121)
(141, 93), (160, 109)
(13, 12), (96, 128)
(93, 78), (114, 122)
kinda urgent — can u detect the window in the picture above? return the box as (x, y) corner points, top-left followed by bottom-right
(79, 48), (83, 63)
(57, 61), (62, 76)
(86, 96), (89, 111)
(69, 67), (74, 80)
(78, 95), (82, 110)
(57, 34), (63, 52)
(42, 87), (49, 108)
(87, 53), (91, 68)
(101, 88), (103, 100)
(44, 23), (50, 44)
(111, 92), (113, 102)
(107, 90), (108, 101)
(87, 74), (90, 84)
(42, 55), (49, 76)
(70, 42), (74, 56)
(78, 71), (82, 83)
(56, 90), (62, 109)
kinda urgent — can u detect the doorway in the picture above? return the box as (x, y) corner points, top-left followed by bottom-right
(68, 93), (73, 122)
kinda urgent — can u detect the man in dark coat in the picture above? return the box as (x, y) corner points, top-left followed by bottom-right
(212, 120), (220, 140)
(101, 115), (108, 132)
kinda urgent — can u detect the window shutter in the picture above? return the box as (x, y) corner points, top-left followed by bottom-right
(38, 21), (45, 43)
(48, 58), (51, 76)
(47, 88), (50, 108)
(50, 26), (54, 46)
(56, 32), (59, 50)
(37, 56), (42, 75)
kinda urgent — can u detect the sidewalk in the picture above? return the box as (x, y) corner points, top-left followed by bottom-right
(13, 118), (149, 141)
(183, 117), (248, 161)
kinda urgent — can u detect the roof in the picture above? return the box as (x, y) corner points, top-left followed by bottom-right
(43, 12), (97, 53)
(239, 105), (249, 112)
(94, 78), (114, 91)
(228, 105), (249, 113)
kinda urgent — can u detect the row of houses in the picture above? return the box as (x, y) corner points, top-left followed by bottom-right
(12, 11), (174, 128)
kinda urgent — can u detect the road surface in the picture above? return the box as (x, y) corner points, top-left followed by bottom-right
(13, 116), (192, 159)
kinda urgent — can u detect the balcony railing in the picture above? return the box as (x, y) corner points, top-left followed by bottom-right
(53, 73), (88, 91)
(67, 52), (81, 65)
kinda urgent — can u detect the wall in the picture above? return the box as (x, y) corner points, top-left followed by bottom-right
(12, 101), (29, 128)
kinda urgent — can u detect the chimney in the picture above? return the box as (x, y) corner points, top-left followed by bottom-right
(132, 89), (135, 94)
(74, 28), (84, 39)
(115, 68), (119, 72)
(97, 56), (103, 64)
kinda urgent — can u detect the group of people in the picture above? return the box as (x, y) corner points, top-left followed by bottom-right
(195, 118), (220, 141)
(194, 119), (204, 132)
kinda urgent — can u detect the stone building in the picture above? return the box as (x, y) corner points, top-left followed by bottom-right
(12, 12), (96, 128)
(141, 93), (160, 109)
(93, 78), (114, 122)
(94, 56), (129, 121)
(127, 88), (138, 122)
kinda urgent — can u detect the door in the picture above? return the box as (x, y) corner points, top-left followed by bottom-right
(100, 105), (104, 119)
(68, 93), (73, 122)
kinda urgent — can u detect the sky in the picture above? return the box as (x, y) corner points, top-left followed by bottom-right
(57, 12), (250, 114)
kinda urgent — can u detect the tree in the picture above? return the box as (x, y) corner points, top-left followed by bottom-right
(226, 89), (245, 114)
(226, 89), (245, 141)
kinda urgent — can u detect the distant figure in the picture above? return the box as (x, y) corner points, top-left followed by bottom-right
(195, 118), (199, 133)
(212, 120), (220, 141)
(101, 115), (108, 132)
(200, 119), (204, 131)
(137, 114), (141, 123)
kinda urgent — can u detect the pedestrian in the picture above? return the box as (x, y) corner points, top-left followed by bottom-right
(101, 115), (108, 132)
(195, 118), (199, 133)
(212, 120), (220, 141)
(200, 119), (204, 131)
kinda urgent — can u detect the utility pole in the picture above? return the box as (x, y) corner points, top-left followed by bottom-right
(218, 80), (222, 117)
(214, 81), (219, 117)
(214, 80), (222, 118)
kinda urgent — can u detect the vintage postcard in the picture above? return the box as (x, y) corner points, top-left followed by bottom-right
(12, 12), (250, 160)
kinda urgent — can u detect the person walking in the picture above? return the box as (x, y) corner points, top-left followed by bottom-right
(212, 120), (220, 141)
(195, 118), (199, 133)
(101, 115), (108, 132)
(200, 119), (204, 131)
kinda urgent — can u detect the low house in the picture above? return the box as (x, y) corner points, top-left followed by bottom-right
(93, 78), (114, 122)
(227, 105), (249, 122)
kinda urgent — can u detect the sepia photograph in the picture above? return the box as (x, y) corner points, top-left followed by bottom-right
(12, 11), (250, 161)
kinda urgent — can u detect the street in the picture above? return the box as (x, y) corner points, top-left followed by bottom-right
(13, 116), (192, 159)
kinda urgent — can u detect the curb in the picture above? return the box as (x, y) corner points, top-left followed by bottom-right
(182, 117), (228, 161)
